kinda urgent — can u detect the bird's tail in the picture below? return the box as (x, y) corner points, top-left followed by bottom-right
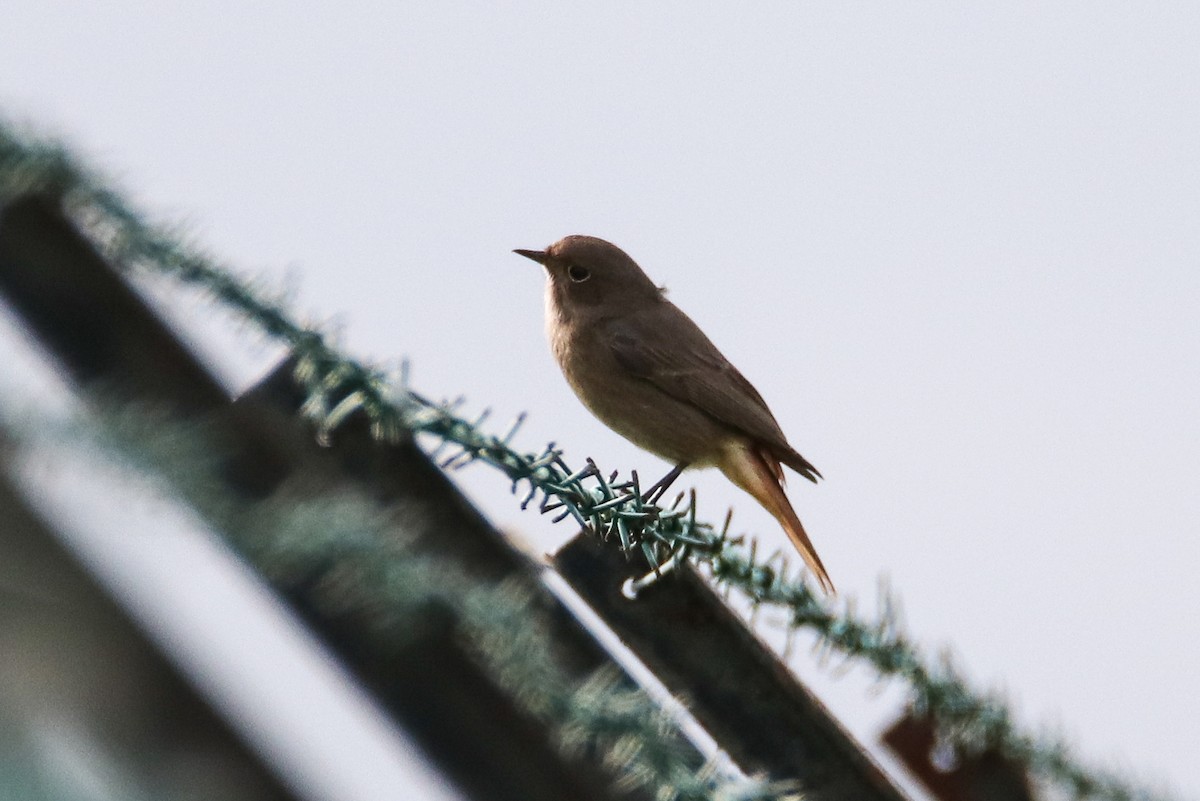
(718, 441), (835, 595)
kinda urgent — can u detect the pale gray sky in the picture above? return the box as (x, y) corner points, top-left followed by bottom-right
(3, 2), (1198, 797)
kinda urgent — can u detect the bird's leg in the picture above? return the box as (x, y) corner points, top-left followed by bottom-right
(643, 462), (688, 505)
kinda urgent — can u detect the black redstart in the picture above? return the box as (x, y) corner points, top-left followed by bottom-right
(515, 235), (834, 593)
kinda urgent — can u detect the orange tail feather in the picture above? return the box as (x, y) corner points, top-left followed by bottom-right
(718, 442), (835, 595)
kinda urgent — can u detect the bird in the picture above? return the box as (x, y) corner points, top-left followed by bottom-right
(514, 235), (833, 594)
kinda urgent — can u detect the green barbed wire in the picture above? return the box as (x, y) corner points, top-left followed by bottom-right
(0, 121), (1180, 801)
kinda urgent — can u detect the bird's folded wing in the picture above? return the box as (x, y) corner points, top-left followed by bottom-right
(603, 310), (821, 481)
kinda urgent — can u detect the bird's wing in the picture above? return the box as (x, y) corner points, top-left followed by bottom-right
(603, 308), (821, 482)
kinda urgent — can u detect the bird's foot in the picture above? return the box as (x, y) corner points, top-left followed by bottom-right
(641, 462), (688, 505)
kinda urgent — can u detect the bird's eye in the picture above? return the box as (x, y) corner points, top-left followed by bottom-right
(567, 263), (591, 283)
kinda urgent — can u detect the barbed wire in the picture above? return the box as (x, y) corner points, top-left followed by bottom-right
(0, 120), (1179, 801)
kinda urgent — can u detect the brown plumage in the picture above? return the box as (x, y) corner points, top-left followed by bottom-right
(515, 235), (834, 594)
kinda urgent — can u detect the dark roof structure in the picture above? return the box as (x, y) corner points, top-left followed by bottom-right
(0, 194), (1035, 801)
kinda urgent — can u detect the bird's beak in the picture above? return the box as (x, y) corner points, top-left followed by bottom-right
(513, 248), (549, 265)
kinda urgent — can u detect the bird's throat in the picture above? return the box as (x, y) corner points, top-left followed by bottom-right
(544, 280), (569, 350)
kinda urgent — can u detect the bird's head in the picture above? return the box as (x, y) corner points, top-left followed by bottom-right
(514, 235), (663, 312)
